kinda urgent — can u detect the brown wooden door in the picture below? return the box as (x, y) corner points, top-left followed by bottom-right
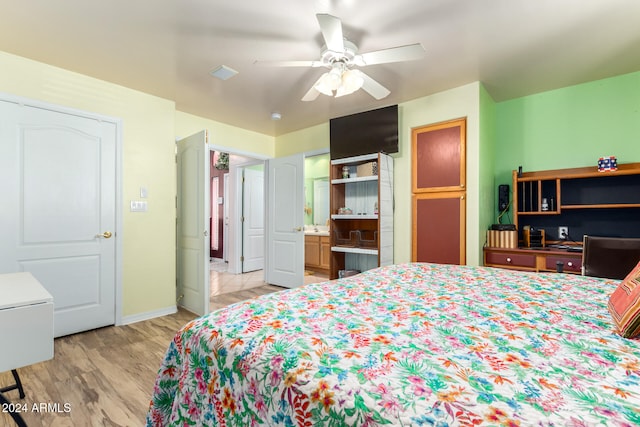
(412, 192), (466, 264)
(411, 118), (466, 264)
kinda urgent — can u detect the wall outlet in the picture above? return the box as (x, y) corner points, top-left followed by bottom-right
(558, 226), (569, 240)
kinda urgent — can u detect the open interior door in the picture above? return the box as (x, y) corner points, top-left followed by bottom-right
(265, 154), (304, 288)
(176, 130), (210, 316)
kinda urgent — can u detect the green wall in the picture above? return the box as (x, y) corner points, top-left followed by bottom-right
(494, 71), (640, 189)
(479, 85), (497, 231)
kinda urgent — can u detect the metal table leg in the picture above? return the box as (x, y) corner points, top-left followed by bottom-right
(0, 390), (27, 427)
(0, 369), (28, 426)
(0, 370), (25, 399)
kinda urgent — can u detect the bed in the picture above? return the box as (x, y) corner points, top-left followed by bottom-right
(146, 263), (640, 426)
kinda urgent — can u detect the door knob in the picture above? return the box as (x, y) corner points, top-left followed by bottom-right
(97, 231), (112, 239)
(293, 226), (303, 232)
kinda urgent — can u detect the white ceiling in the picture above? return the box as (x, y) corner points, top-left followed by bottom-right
(1, 0), (639, 136)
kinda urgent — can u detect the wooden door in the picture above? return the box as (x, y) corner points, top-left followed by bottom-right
(413, 192), (466, 264)
(411, 118), (466, 264)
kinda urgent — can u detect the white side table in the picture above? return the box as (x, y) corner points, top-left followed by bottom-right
(0, 272), (54, 426)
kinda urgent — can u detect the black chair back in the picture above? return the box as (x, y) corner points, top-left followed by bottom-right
(582, 235), (640, 280)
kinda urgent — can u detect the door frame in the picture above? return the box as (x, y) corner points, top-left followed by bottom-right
(0, 91), (124, 326)
(208, 145), (270, 275)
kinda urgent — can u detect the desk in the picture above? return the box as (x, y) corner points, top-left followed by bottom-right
(484, 246), (583, 274)
(0, 272), (54, 426)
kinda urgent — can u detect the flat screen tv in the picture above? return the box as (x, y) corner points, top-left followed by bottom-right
(330, 105), (398, 160)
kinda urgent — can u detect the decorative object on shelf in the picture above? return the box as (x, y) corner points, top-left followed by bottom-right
(342, 166), (350, 179)
(337, 207), (353, 215)
(523, 226), (545, 248)
(541, 198), (549, 211)
(486, 229), (518, 249)
(598, 156), (617, 172)
(215, 152), (229, 170)
(356, 161), (378, 177)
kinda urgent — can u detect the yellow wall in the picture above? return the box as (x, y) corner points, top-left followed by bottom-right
(0, 51), (281, 320)
(0, 51), (177, 318)
(176, 111), (274, 158)
(275, 123), (329, 157)
(275, 82), (486, 265)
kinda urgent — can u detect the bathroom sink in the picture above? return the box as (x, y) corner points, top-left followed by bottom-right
(304, 230), (330, 236)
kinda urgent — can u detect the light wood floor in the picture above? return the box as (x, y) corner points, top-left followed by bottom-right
(0, 266), (292, 427)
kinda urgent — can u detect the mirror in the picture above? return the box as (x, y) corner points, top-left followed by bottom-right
(313, 178), (329, 226)
(304, 153), (330, 226)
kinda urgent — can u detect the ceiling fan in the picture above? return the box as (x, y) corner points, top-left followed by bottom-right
(256, 14), (426, 101)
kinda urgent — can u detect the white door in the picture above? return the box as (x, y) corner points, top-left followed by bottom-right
(242, 167), (265, 272)
(223, 173), (229, 262)
(0, 97), (118, 337)
(176, 131), (210, 316)
(265, 154), (304, 288)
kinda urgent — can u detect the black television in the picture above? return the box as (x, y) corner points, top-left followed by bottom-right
(330, 105), (399, 160)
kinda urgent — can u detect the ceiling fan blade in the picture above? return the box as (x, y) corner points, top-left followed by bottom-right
(354, 43), (425, 66)
(301, 87), (321, 102)
(359, 71), (391, 100)
(301, 75), (325, 101)
(254, 60), (324, 67)
(316, 14), (345, 53)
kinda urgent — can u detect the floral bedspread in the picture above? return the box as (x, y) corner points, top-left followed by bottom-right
(146, 263), (640, 426)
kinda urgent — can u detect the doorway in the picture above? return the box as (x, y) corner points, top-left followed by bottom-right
(210, 151), (227, 260)
(207, 148), (266, 304)
(203, 147), (331, 308)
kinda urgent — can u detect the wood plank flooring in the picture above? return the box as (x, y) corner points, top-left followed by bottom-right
(0, 283), (283, 427)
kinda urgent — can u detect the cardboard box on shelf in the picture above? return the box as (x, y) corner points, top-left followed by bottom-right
(356, 161), (377, 177)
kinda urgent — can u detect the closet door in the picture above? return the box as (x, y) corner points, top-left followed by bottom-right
(413, 192), (466, 264)
(411, 118), (466, 264)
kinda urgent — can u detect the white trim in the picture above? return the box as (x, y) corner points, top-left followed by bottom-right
(120, 305), (178, 325)
(208, 143), (272, 161)
(114, 117), (124, 327)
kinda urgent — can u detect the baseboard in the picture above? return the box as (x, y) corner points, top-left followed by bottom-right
(120, 305), (177, 325)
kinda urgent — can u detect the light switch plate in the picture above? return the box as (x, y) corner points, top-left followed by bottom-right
(130, 200), (148, 212)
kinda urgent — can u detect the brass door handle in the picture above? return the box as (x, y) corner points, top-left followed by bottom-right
(97, 231), (112, 239)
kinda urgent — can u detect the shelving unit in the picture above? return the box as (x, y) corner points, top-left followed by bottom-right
(485, 162), (640, 274)
(329, 153), (393, 279)
(513, 162), (640, 241)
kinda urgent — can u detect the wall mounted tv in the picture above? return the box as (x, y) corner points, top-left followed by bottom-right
(330, 104), (399, 160)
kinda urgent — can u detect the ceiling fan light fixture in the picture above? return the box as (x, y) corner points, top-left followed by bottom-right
(314, 72), (334, 96)
(315, 66), (343, 96)
(336, 69), (364, 97)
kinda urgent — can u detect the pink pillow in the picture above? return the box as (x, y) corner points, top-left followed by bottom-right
(608, 260), (640, 338)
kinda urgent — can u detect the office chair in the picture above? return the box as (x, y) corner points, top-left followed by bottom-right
(582, 235), (640, 280)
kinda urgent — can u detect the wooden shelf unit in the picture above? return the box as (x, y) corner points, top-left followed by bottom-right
(329, 153), (393, 279)
(513, 162), (640, 241)
(485, 162), (640, 274)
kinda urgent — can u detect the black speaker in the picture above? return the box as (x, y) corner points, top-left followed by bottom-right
(498, 184), (509, 211)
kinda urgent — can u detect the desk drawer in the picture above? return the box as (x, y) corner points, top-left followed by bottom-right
(546, 255), (582, 273)
(485, 251), (536, 268)
(0, 302), (54, 372)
